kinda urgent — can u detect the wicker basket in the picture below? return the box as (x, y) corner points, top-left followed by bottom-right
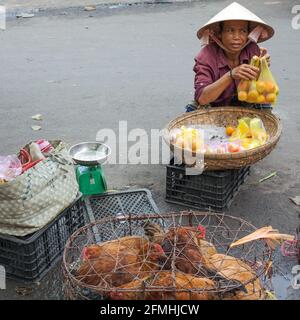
(62, 211), (272, 300)
(165, 107), (282, 171)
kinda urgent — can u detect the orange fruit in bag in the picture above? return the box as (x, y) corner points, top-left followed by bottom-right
(248, 90), (259, 101)
(266, 93), (276, 103)
(256, 81), (266, 94)
(256, 94), (266, 103)
(238, 81), (250, 92)
(238, 91), (248, 101)
(264, 81), (275, 93)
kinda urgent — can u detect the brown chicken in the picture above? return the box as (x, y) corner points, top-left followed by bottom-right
(144, 223), (210, 276)
(75, 236), (166, 289)
(81, 236), (148, 261)
(109, 271), (217, 300)
(207, 253), (265, 300)
(144, 223), (248, 293)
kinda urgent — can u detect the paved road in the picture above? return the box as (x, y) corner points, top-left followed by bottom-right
(0, 0), (299, 299)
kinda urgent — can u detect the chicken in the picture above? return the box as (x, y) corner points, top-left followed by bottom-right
(144, 223), (210, 276)
(81, 236), (148, 261)
(75, 236), (166, 289)
(109, 271), (217, 300)
(144, 223), (248, 293)
(208, 253), (265, 300)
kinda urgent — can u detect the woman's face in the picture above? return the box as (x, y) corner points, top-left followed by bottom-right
(220, 20), (249, 53)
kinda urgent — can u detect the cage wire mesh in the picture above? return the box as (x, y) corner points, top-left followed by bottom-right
(62, 211), (273, 300)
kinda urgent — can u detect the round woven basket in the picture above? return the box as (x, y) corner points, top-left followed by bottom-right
(165, 107), (282, 171)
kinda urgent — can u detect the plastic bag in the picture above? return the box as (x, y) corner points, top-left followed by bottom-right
(0, 155), (22, 182)
(229, 117), (269, 150)
(237, 56), (260, 103)
(256, 56), (279, 105)
(237, 56), (279, 105)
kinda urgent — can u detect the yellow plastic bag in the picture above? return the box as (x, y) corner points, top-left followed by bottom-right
(237, 56), (279, 105)
(237, 56), (260, 103)
(256, 57), (279, 105)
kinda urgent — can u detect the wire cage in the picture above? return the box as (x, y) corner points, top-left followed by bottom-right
(62, 211), (273, 300)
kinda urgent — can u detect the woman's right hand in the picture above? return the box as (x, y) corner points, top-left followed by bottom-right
(232, 64), (260, 81)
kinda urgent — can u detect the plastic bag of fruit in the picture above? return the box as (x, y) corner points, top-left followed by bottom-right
(237, 56), (260, 103)
(237, 56), (279, 105)
(255, 56), (279, 104)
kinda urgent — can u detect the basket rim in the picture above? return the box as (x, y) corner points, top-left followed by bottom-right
(164, 107), (282, 160)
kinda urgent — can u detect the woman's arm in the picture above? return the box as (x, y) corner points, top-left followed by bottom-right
(198, 71), (232, 105)
(198, 64), (260, 105)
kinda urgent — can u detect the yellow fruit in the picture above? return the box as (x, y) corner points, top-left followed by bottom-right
(226, 126), (235, 136)
(275, 85), (279, 95)
(175, 136), (184, 148)
(238, 81), (250, 92)
(265, 81), (275, 93)
(241, 138), (260, 150)
(238, 91), (248, 101)
(256, 94), (266, 103)
(248, 90), (259, 101)
(191, 138), (202, 152)
(256, 81), (266, 94)
(237, 119), (251, 138)
(266, 93), (276, 103)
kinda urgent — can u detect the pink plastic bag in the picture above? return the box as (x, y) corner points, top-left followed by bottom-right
(0, 155), (22, 181)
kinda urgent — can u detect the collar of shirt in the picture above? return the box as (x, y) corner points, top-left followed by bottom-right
(216, 44), (250, 70)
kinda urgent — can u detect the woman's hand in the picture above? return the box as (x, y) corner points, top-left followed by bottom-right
(231, 64), (260, 81)
(260, 47), (271, 66)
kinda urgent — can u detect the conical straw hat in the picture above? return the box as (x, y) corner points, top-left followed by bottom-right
(197, 2), (274, 43)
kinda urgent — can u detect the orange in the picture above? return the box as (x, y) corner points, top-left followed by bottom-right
(226, 126), (235, 136)
(275, 85), (279, 95)
(238, 81), (250, 92)
(248, 90), (259, 102)
(264, 81), (275, 93)
(238, 91), (248, 101)
(256, 81), (266, 94)
(256, 94), (266, 104)
(266, 93), (276, 103)
(228, 143), (241, 153)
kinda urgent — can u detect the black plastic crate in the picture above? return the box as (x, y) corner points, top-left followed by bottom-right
(0, 194), (87, 282)
(166, 160), (250, 212)
(83, 189), (162, 242)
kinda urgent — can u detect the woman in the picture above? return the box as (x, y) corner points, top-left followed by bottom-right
(187, 2), (274, 112)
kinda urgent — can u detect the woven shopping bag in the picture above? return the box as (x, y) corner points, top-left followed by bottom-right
(0, 140), (79, 236)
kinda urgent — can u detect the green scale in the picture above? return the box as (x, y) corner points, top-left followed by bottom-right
(69, 142), (111, 196)
(76, 165), (107, 195)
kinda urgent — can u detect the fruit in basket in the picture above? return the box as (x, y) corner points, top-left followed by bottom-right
(241, 138), (260, 150)
(238, 119), (251, 137)
(174, 126), (204, 152)
(238, 91), (248, 101)
(228, 143), (241, 153)
(226, 126), (235, 136)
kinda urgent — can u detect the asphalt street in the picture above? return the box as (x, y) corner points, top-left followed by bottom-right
(0, 0), (299, 299)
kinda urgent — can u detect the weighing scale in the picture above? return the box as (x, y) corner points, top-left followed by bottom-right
(69, 142), (111, 196)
